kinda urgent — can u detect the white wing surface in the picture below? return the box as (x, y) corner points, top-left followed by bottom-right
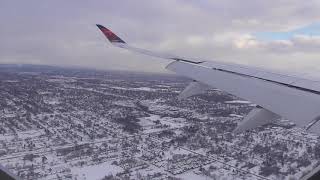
(97, 24), (320, 134)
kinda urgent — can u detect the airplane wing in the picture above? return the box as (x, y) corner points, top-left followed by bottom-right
(96, 24), (320, 135)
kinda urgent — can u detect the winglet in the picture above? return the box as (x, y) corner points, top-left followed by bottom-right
(96, 24), (126, 44)
(96, 24), (203, 64)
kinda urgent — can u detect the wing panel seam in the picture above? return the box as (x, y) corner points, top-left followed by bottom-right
(177, 62), (320, 95)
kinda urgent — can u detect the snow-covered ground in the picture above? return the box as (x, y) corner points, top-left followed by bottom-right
(0, 65), (318, 180)
(71, 161), (122, 180)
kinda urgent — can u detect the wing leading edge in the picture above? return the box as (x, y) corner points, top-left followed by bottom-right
(96, 24), (320, 135)
(96, 24), (204, 64)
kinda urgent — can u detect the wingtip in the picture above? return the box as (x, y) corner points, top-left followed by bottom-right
(96, 24), (104, 29)
(96, 24), (126, 44)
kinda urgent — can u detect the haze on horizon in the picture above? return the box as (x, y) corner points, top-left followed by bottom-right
(1, 0), (320, 74)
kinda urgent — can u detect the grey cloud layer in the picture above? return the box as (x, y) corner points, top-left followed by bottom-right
(1, 0), (320, 73)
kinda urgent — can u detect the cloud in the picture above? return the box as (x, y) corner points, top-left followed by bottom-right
(237, 34), (320, 53)
(1, 0), (320, 74)
(233, 34), (259, 49)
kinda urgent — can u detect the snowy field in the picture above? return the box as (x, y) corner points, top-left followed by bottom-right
(0, 65), (318, 180)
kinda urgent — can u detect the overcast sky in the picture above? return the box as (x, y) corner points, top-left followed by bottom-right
(1, 0), (320, 74)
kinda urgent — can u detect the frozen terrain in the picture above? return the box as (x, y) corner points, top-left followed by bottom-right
(0, 64), (319, 180)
